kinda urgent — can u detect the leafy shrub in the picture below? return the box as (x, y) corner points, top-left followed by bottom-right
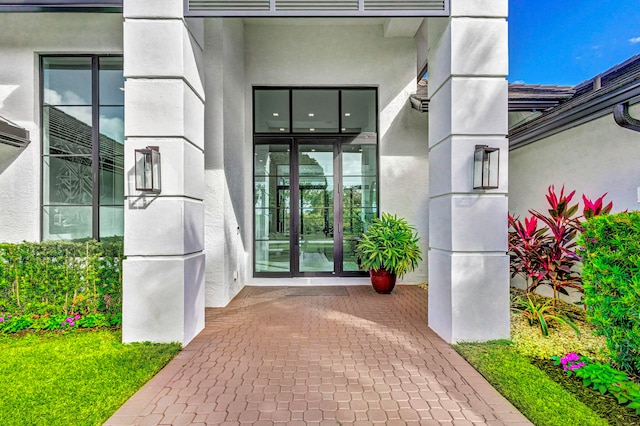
(509, 185), (612, 298)
(511, 294), (579, 337)
(580, 212), (640, 374)
(0, 239), (123, 333)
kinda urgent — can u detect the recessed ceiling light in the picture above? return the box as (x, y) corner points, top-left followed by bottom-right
(273, 112), (279, 117)
(309, 128), (315, 132)
(279, 128), (285, 132)
(311, 149), (316, 152)
(344, 112), (351, 117)
(119, 87), (125, 92)
(308, 113), (315, 117)
(341, 128), (346, 131)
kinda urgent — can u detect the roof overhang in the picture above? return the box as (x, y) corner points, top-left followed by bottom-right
(0, 0), (122, 12)
(509, 80), (640, 150)
(410, 80), (575, 114)
(0, 116), (30, 148)
(410, 95), (574, 114)
(410, 94), (575, 114)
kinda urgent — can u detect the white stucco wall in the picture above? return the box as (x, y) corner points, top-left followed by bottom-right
(243, 20), (430, 284)
(0, 13), (123, 243)
(509, 102), (640, 218)
(204, 19), (248, 307)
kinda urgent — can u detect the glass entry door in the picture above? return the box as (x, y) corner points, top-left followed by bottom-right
(296, 143), (335, 273)
(254, 137), (377, 277)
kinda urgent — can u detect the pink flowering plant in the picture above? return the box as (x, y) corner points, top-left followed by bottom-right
(553, 352), (586, 372)
(0, 312), (115, 334)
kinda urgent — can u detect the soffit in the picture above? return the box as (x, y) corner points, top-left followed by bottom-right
(187, 0), (448, 17)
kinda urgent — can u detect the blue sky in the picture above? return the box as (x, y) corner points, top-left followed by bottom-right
(508, 0), (640, 86)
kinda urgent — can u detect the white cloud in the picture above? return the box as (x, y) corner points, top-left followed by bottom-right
(44, 88), (88, 106)
(45, 88), (123, 143)
(630, 37), (640, 44)
(100, 116), (124, 143)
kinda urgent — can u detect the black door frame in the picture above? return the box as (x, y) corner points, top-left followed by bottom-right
(254, 135), (377, 278)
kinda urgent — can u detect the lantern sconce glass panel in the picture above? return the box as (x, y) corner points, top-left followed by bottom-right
(473, 145), (499, 190)
(135, 146), (161, 193)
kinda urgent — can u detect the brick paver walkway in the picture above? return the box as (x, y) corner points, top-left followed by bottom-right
(106, 286), (532, 425)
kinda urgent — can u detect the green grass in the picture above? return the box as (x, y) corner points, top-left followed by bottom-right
(0, 330), (180, 426)
(454, 341), (608, 426)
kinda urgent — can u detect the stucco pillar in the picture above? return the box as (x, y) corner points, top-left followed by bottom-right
(427, 1), (510, 342)
(122, 0), (206, 344)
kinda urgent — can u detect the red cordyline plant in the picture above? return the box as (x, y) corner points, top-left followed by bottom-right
(509, 185), (612, 299)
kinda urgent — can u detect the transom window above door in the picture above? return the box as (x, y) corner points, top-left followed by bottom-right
(254, 88), (377, 134)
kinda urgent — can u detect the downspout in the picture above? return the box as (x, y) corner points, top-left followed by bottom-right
(613, 102), (640, 132)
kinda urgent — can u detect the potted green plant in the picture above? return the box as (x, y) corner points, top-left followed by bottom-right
(355, 213), (422, 294)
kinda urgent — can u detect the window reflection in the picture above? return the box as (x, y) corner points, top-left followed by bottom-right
(42, 56), (124, 241)
(43, 57), (92, 106)
(293, 90), (339, 133)
(255, 144), (291, 272)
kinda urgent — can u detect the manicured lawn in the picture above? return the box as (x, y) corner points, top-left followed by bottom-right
(0, 330), (180, 426)
(454, 341), (608, 426)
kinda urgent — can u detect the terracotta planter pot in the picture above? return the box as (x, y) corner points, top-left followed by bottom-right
(369, 269), (397, 294)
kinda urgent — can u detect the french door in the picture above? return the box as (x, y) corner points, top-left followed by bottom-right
(254, 136), (377, 277)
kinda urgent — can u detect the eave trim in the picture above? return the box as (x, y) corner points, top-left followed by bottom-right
(0, 117), (30, 148)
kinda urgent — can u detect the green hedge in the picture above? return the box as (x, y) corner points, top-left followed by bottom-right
(0, 240), (123, 320)
(580, 212), (640, 374)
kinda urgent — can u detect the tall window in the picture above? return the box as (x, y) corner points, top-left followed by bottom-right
(41, 55), (124, 241)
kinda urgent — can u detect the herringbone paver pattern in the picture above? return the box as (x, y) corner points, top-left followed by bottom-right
(106, 286), (532, 425)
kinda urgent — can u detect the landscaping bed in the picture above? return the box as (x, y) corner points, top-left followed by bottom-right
(454, 306), (640, 426)
(455, 341), (607, 426)
(454, 188), (640, 425)
(0, 239), (181, 425)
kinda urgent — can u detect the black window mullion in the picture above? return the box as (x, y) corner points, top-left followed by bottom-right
(334, 142), (342, 274)
(338, 90), (343, 133)
(39, 55), (44, 242)
(289, 89), (293, 135)
(290, 138), (299, 277)
(91, 55), (100, 240)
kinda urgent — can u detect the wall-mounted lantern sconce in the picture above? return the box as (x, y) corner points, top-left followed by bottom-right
(135, 146), (161, 193)
(473, 145), (499, 190)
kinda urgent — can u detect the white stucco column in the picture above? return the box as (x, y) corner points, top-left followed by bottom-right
(122, 0), (206, 344)
(427, 1), (510, 342)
